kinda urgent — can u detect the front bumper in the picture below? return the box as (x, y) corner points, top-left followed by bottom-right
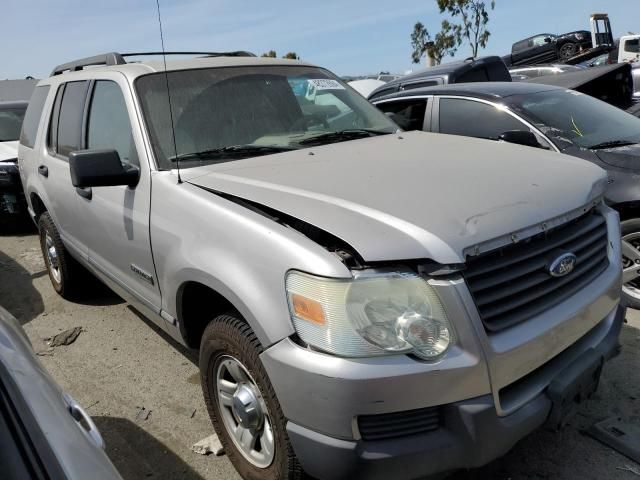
(262, 304), (624, 480)
(0, 162), (28, 219)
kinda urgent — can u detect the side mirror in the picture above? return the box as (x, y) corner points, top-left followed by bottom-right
(544, 36), (552, 43)
(69, 149), (139, 188)
(499, 130), (544, 149)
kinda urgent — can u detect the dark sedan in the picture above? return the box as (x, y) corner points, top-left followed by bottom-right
(371, 82), (640, 307)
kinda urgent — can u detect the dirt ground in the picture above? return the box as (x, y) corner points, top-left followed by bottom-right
(1, 226), (639, 480)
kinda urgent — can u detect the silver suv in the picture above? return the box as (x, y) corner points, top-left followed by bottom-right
(19, 52), (623, 480)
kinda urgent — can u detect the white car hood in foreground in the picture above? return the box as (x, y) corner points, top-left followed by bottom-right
(0, 141), (19, 162)
(184, 131), (607, 264)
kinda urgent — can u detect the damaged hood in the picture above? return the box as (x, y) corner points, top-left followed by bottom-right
(0, 141), (18, 162)
(183, 132), (607, 264)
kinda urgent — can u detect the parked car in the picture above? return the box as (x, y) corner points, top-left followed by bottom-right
(0, 78), (37, 102)
(505, 31), (592, 66)
(20, 51), (623, 480)
(0, 305), (121, 479)
(371, 81), (640, 307)
(524, 62), (635, 110)
(0, 101), (29, 225)
(509, 64), (584, 81)
(579, 43), (640, 102)
(368, 56), (510, 101)
(348, 78), (386, 98)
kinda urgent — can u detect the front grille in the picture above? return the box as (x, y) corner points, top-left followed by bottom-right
(464, 210), (609, 333)
(357, 406), (441, 441)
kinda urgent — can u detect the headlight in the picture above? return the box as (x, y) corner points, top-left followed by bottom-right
(286, 270), (453, 360)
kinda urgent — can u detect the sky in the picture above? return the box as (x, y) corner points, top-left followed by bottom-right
(2, 0), (638, 79)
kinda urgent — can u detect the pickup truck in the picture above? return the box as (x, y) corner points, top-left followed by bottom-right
(19, 51), (624, 480)
(504, 31), (592, 66)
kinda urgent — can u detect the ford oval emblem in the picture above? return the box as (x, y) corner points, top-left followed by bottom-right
(548, 252), (577, 277)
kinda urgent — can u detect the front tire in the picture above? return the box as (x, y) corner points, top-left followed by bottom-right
(38, 212), (82, 299)
(559, 42), (577, 60)
(621, 218), (640, 309)
(200, 313), (303, 480)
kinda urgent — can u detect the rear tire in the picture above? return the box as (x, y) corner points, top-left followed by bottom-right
(200, 313), (303, 480)
(38, 212), (82, 299)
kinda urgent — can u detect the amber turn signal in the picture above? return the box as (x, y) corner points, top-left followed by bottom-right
(291, 293), (326, 326)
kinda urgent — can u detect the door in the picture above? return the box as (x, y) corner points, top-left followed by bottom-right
(529, 35), (556, 64)
(72, 76), (161, 312)
(511, 38), (533, 65)
(41, 81), (89, 259)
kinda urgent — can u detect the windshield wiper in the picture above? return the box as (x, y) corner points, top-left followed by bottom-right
(589, 140), (638, 150)
(171, 144), (296, 162)
(297, 129), (391, 146)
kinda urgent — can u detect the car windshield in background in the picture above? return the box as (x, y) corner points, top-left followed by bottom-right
(0, 107), (26, 142)
(135, 66), (397, 169)
(509, 90), (640, 149)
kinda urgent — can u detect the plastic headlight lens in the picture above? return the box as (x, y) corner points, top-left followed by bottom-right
(286, 271), (453, 359)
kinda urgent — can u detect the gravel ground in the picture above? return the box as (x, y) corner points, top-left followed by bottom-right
(1, 226), (639, 480)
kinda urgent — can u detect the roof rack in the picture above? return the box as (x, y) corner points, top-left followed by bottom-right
(50, 51), (257, 76)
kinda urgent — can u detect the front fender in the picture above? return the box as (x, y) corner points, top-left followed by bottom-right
(150, 174), (352, 348)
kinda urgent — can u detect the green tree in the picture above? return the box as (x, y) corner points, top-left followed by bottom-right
(282, 52), (300, 60)
(261, 50), (277, 58)
(436, 0), (495, 58)
(410, 21), (458, 65)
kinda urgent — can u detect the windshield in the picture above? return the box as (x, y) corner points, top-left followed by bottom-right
(135, 65), (397, 169)
(509, 90), (640, 149)
(0, 107), (26, 142)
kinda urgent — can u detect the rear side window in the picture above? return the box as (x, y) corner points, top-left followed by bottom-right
(457, 68), (489, 83)
(376, 99), (427, 131)
(87, 81), (138, 167)
(625, 39), (640, 53)
(55, 81), (89, 157)
(19, 86), (50, 148)
(402, 80), (438, 91)
(512, 40), (529, 53)
(439, 98), (525, 139)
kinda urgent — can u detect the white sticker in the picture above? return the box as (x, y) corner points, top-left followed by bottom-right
(307, 79), (345, 90)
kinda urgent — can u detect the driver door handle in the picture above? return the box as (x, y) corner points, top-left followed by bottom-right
(38, 165), (49, 177)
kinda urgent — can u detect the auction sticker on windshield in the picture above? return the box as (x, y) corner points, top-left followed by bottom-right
(308, 79), (345, 90)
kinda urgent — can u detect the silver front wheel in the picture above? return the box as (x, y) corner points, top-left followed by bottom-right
(215, 355), (275, 468)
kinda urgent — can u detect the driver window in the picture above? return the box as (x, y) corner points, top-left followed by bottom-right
(439, 98), (551, 148)
(87, 81), (139, 167)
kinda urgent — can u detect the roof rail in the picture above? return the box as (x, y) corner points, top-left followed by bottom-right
(50, 52), (126, 76)
(50, 51), (256, 76)
(122, 51), (256, 59)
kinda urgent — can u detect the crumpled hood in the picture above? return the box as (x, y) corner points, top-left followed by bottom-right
(183, 131), (607, 264)
(593, 143), (640, 171)
(0, 141), (18, 162)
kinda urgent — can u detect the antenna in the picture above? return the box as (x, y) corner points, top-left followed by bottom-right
(155, 0), (181, 183)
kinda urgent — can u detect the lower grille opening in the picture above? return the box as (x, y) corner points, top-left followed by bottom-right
(357, 406), (442, 441)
